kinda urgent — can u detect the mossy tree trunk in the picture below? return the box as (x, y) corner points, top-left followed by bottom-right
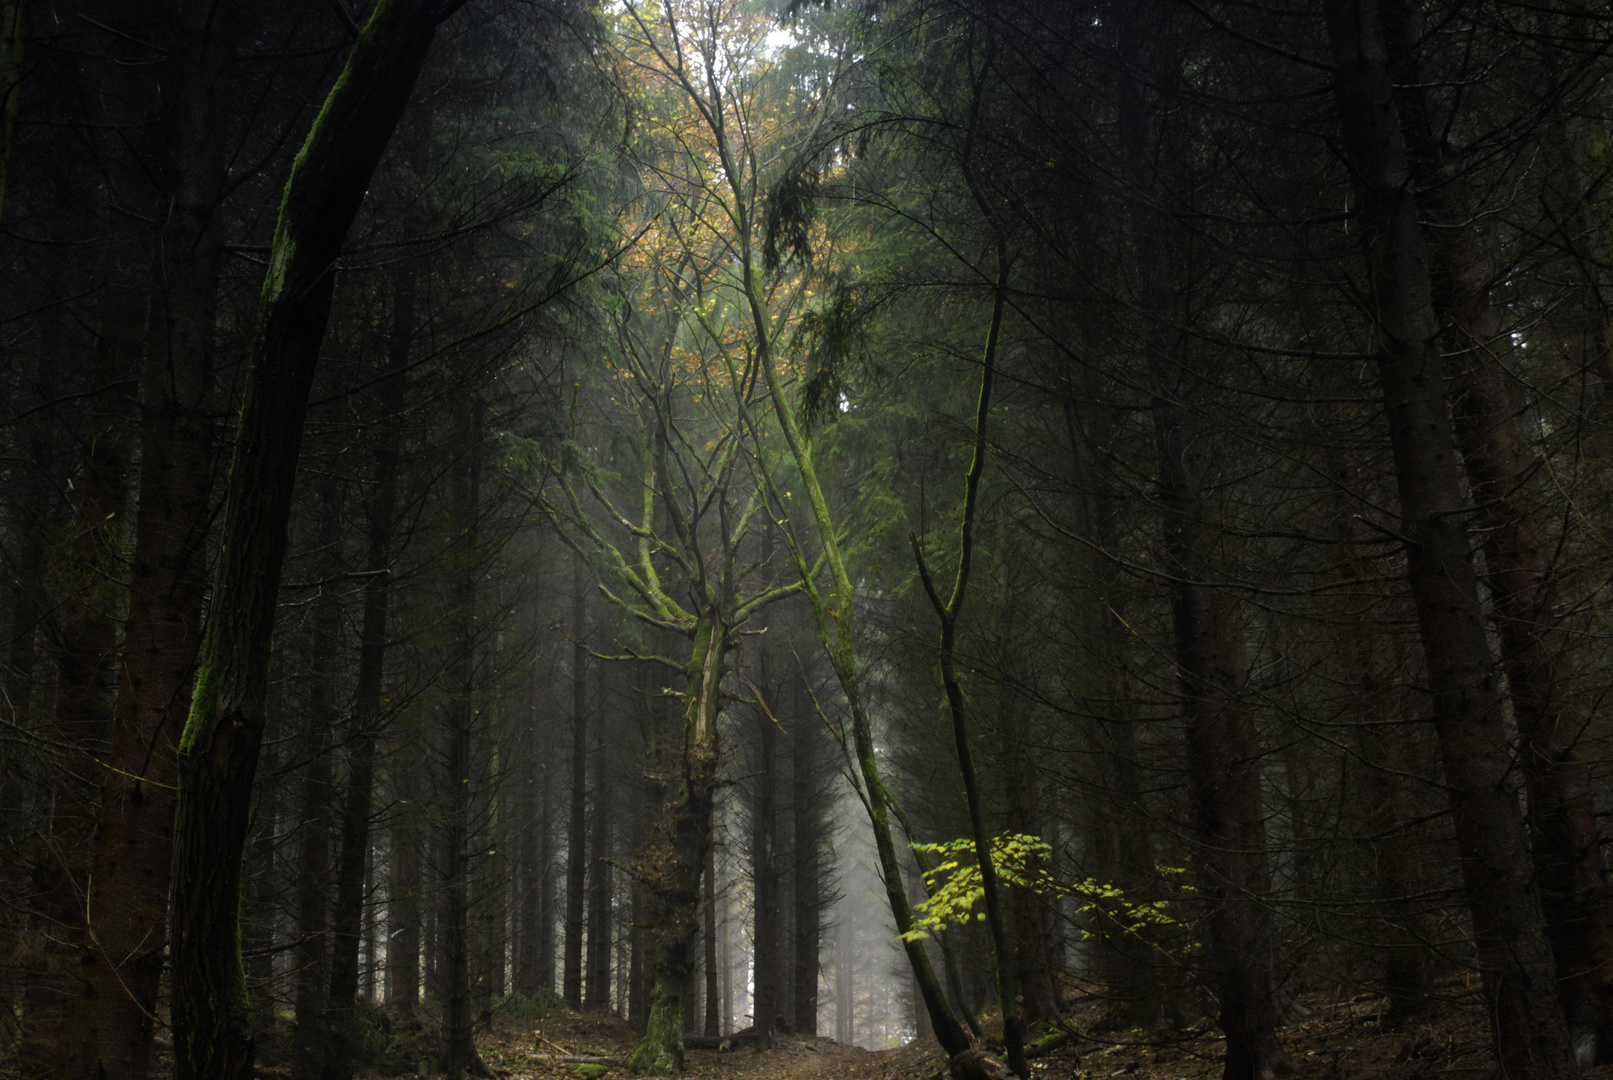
(627, 617), (725, 1075)
(167, 4), (452, 1077)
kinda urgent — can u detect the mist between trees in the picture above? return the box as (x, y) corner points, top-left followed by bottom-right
(3, 1), (1613, 1080)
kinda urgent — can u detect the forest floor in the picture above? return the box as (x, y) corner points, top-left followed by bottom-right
(466, 991), (1613, 1080)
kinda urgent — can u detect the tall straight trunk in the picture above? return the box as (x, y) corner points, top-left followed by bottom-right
(323, 275), (409, 1080)
(1002, 703), (1056, 1028)
(791, 677), (820, 1037)
(538, 731), (557, 993)
(438, 401), (487, 1079)
(1449, 327), (1613, 1064)
(20, 327), (134, 1080)
(629, 730), (648, 1023)
(564, 563), (588, 1009)
(585, 692), (612, 1008)
(1116, 11), (1286, 1077)
(515, 673), (542, 997)
(626, 617), (725, 1074)
(71, 1), (234, 1073)
(168, 5), (447, 1075)
(388, 766), (422, 1016)
(289, 696), (335, 1078)
(1327, 437), (1433, 1027)
(835, 920), (852, 1045)
(245, 733), (280, 1038)
(751, 611), (779, 1049)
(704, 839), (721, 1037)
(292, 480), (343, 1080)
(587, 715), (609, 1012)
(1384, 14), (1613, 1049)
(1355, 639), (1431, 1025)
(1323, 3), (1576, 1075)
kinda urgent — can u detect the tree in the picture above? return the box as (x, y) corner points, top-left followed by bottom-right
(168, 3), (462, 1074)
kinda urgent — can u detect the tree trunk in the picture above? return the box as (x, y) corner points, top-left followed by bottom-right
(539, 720), (558, 994)
(1322, 2), (1577, 1074)
(438, 400), (488, 1079)
(167, 4), (448, 1075)
(585, 691), (612, 1009)
(323, 273), (409, 1080)
(704, 835), (721, 1038)
(515, 662), (543, 998)
(21, 331), (133, 1080)
(1116, 10), (1288, 1076)
(1384, 12), (1613, 1049)
(69, 0), (234, 1072)
(626, 617), (724, 1074)
(791, 674), (821, 1038)
(388, 767), (422, 1017)
(751, 615), (779, 1050)
(291, 479), (343, 1080)
(565, 560), (588, 1009)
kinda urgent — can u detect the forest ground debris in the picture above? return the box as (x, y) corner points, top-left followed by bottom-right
(457, 991), (1613, 1080)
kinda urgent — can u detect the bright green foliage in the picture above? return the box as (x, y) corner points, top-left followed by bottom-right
(902, 833), (1190, 947)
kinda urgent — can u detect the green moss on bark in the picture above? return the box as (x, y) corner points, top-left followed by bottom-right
(627, 977), (685, 1075)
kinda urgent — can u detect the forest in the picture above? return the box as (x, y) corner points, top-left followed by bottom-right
(3, 1), (1613, 1080)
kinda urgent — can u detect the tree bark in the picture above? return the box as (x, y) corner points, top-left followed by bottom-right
(167, 4), (449, 1075)
(750, 606), (779, 1050)
(626, 616), (725, 1074)
(388, 763), (422, 1017)
(1322, 2), (1578, 1074)
(791, 674), (821, 1038)
(20, 323), (134, 1080)
(1379, 6), (1613, 1053)
(322, 272), (409, 1080)
(69, 1), (234, 1073)
(291, 529), (341, 1080)
(704, 834), (721, 1038)
(438, 399), (488, 1079)
(585, 690), (612, 1009)
(565, 560), (588, 1009)
(1116, 10), (1287, 1076)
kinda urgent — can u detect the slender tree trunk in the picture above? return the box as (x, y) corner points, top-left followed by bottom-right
(516, 664), (543, 997)
(291, 478), (344, 1080)
(585, 697), (612, 1009)
(388, 742), (423, 1016)
(1116, 11), (1287, 1076)
(1323, 3), (1577, 1074)
(21, 339), (133, 1080)
(539, 724), (557, 994)
(791, 676), (820, 1038)
(751, 613), (779, 1050)
(704, 838), (720, 1038)
(322, 274), (409, 1080)
(909, 230), (1026, 1075)
(70, 0), (234, 1070)
(565, 561), (588, 1009)
(835, 920), (852, 1045)
(168, 5), (447, 1075)
(438, 400), (488, 1079)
